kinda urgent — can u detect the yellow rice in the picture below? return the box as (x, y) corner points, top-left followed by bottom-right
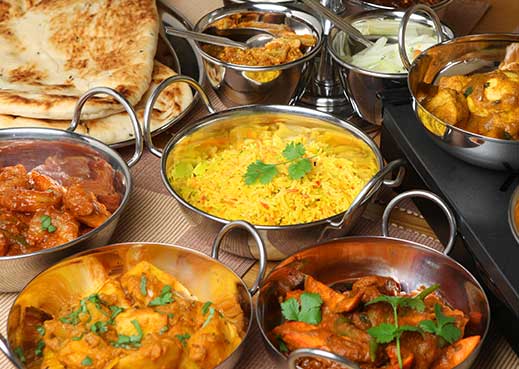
(168, 123), (379, 226)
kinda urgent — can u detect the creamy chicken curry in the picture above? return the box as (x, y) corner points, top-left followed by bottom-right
(18, 261), (244, 369)
(422, 43), (519, 140)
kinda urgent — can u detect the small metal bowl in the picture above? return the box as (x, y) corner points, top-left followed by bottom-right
(0, 88), (143, 292)
(144, 76), (405, 260)
(407, 33), (519, 170)
(256, 190), (490, 369)
(509, 185), (519, 245)
(0, 221), (267, 369)
(328, 5), (453, 125)
(193, 3), (323, 107)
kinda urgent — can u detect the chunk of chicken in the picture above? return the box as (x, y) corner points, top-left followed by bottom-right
(423, 88), (470, 126)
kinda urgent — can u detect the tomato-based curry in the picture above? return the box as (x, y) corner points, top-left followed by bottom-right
(273, 274), (480, 369)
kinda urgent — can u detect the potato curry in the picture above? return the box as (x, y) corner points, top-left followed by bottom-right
(273, 275), (480, 369)
(0, 150), (122, 256)
(422, 43), (519, 140)
(20, 261), (243, 369)
(202, 15), (317, 66)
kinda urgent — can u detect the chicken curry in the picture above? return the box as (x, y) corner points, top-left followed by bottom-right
(202, 15), (317, 67)
(17, 261), (244, 369)
(0, 143), (122, 256)
(422, 43), (519, 140)
(273, 275), (480, 369)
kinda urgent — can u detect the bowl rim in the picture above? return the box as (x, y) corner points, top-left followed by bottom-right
(6, 241), (254, 369)
(408, 33), (519, 145)
(0, 127), (132, 261)
(346, 0), (454, 11)
(192, 3), (324, 72)
(327, 9), (454, 79)
(255, 234), (491, 367)
(158, 104), (385, 230)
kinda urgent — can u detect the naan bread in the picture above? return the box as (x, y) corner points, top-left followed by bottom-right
(0, 0), (159, 120)
(0, 61), (194, 144)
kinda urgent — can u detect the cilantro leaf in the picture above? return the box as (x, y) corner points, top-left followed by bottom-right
(81, 356), (93, 366)
(140, 274), (147, 296)
(148, 285), (175, 307)
(280, 298), (300, 321)
(418, 304), (461, 344)
(35, 340), (45, 357)
(176, 333), (191, 347)
(280, 292), (323, 325)
(201, 301), (213, 315)
(13, 347), (25, 364)
(282, 142), (305, 161)
(368, 323), (397, 344)
(464, 86), (473, 97)
(40, 215), (57, 233)
(36, 325), (45, 337)
(275, 335), (289, 353)
(288, 158), (312, 180)
(369, 337), (378, 362)
(202, 306), (215, 328)
(244, 161), (278, 185)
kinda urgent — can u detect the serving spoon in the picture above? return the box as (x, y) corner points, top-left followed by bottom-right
(301, 0), (373, 48)
(164, 26), (274, 50)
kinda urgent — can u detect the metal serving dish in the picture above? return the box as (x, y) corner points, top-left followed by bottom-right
(193, 3), (323, 107)
(343, 0), (453, 17)
(144, 76), (404, 260)
(256, 190), (490, 369)
(0, 221), (266, 369)
(328, 5), (453, 125)
(0, 88), (142, 292)
(407, 33), (519, 170)
(510, 185), (519, 245)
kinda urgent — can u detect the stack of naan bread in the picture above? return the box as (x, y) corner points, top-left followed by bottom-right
(0, 0), (193, 144)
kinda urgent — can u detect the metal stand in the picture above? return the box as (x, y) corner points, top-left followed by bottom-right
(297, 0), (378, 132)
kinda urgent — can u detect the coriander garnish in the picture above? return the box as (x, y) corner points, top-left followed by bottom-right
(148, 285), (175, 307)
(140, 274), (147, 296)
(112, 319), (143, 349)
(35, 340), (45, 357)
(81, 356), (93, 366)
(36, 325), (45, 336)
(202, 306), (215, 328)
(201, 301), (213, 315)
(13, 347), (25, 364)
(418, 303), (462, 346)
(244, 142), (314, 185)
(40, 215), (57, 233)
(281, 292), (323, 325)
(366, 284), (439, 368)
(175, 333), (191, 347)
(463, 86), (473, 97)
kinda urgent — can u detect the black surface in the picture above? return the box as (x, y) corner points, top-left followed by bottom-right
(380, 103), (519, 319)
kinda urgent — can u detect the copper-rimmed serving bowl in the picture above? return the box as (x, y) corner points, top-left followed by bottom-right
(0, 221), (267, 369)
(193, 3), (323, 107)
(509, 185), (519, 244)
(407, 33), (519, 170)
(328, 5), (453, 125)
(0, 88), (143, 292)
(256, 190), (490, 369)
(143, 76), (405, 260)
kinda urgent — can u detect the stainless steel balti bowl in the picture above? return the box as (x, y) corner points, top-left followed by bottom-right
(193, 3), (323, 107)
(256, 190), (490, 369)
(407, 33), (519, 170)
(144, 76), (405, 260)
(0, 88), (143, 292)
(0, 221), (266, 369)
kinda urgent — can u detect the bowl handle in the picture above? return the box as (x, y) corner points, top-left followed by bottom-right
(319, 159), (406, 241)
(381, 189), (457, 255)
(67, 87), (143, 167)
(0, 334), (23, 369)
(211, 220), (267, 296)
(143, 75), (216, 158)
(288, 348), (360, 369)
(398, 4), (445, 71)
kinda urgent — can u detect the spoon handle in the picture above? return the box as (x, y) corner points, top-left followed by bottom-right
(301, 0), (373, 48)
(164, 26), (248, 50)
